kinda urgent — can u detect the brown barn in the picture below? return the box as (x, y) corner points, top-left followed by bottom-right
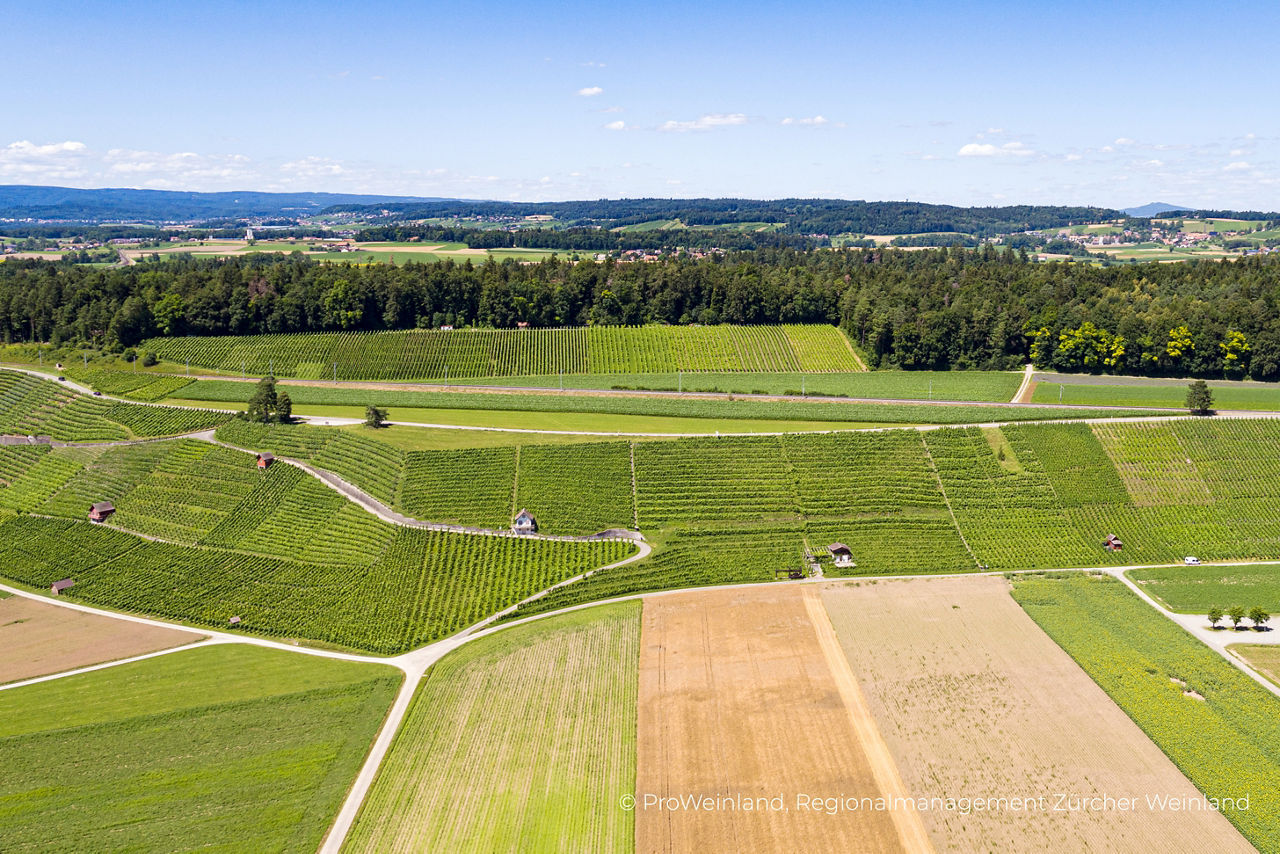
(256, 452), (274, 469)
(88, 501), (115, 522)
(1103, 534), (1124, 552)
(50, 578), (75, 595)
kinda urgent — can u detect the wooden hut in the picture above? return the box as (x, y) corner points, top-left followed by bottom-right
(50, 578), (75, 595)
(228, 616), (242, 627)
(511, 509), (538, 534)
(256, 452), (275, 469)
(1103, 534), (1124, 552)
(88, 501), (115, 523)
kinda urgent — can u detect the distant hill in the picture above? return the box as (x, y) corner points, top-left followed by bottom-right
(0, 185), (457, 223)
(328, 198), (1124, 238)
(1123, 202), (1192, 218)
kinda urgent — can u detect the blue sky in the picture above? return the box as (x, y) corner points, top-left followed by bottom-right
(6, 0), (1279, 208)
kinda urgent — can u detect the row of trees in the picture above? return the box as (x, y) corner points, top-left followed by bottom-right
(1207, 605), (1271, 629)
(4, 247), (1280, 379)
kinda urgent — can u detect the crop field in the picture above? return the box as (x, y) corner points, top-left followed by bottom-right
(0, 644), (399, 853)
(0, 370), (228, 440)
(635, 586), (911, 852)
(1032, 377), (1280, 410)
(515, 441), (636, 534)
(174, 377), (1151, 426)
(1126, 564), (1280, 613)
(0, 595), (200, 684)
(142, 324), (861, 381)
(1011, 573), (1280, 851)
(822, 576), (1252, 851)
(347, 602), (640, 853)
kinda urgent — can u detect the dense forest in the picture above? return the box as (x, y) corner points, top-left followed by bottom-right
(3, 247), (1280, 379)
(357, 223), (824, 251)
(337, 198), (1119, 238)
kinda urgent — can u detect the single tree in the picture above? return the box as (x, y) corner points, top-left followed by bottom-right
(364, 405), (387, 428)
(246, 377), (277, 424)
(1186, 379), (1214, 416)
(1207, 606), (1224, 628)
(1249, 606), (1271, 630)
(276, 391), (293, 423)
(1228, 604), (1246, 628)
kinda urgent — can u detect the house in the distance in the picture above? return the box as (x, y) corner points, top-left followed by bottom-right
(512, 509), (538, 534)
(50, 578), (75, 595)
(256, 452), (275, 469)
(88, 501), (115, 523)
(828, 543), (855, 567)
(1103, 533), (1124, 552)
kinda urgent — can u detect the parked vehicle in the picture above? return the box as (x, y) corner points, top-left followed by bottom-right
(1184, 556), (1201, 565)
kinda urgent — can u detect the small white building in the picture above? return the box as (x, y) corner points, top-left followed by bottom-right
(828, 542), (855, 568)
(512, 509), (538, 534)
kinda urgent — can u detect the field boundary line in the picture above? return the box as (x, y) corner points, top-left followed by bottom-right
(802, 589), (935, 853)
(917, 434), (982, 568)
(1012, 364), (1035, 403)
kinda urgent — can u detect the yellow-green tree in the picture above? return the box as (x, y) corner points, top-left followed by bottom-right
(1220, 330), (1250, 377)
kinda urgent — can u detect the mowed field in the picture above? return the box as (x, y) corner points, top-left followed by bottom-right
(0, 644), (399, 852)
(634, 586), (920, 853)
(346, 602), (641, 853)
(821, 576), (1252, 852)
(0, 595), (200, 684)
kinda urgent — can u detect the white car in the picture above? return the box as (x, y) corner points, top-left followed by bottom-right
(1184, 556), (1201, 566)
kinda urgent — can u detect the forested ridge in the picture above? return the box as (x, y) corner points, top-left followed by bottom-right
(4, 246), (1280, 379)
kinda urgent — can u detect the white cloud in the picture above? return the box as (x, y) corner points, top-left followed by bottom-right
(280, 156), (346, 178)
(1144, 159), (1164, 167)
(577, 86), (603, 97)
(1114, 137), (1135, 145)
(0, 140), (92, 180)
(659, 113), (748, 132)
(957, 141), (1034, 158)
(1224, 161), (1251, 172)
(781, 115), (829, 127)
(603, 120), (626, 131)
(1230, 148), (1245, 156)
(1065, 153), (1082, 161)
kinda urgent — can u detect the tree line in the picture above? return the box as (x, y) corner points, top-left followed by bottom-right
(4, 246), (1280, 379)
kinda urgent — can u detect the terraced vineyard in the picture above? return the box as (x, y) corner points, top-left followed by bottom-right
(68, 367), (195, 401)
(143, 324), (861, 380)
(0, 437), (636, 653)
(0, 370), (229, 440)
(1012, 573), (1280, 851)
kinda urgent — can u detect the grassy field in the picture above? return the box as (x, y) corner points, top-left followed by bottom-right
(459, 369), (1021, 401)
(0, 644), (399, 853)
(347, 602), (640, 853)
(1011, 573), (1280, 852)
(171, 378), (1150, 426)
(1033, 377), (1280, 410)
(1232, 645), (1280, 688)
(1126, 564), (1280, 614)
(141, 324), (862, 380)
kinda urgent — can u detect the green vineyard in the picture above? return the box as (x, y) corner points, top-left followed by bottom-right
(142, 324), (861, 380)
(0, 370), (230, 441)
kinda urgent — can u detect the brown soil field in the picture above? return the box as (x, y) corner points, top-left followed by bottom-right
(634, 586), (922, 853)
(820, 576), (1253, 852)
(1230, 644), (1280, 688)
(0, 597), (201, 684)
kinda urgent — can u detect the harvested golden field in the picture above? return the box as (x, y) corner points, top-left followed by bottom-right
(1231, 644), (1280, 688)
(0, 596), (200, 684)
(820, 576), (1253, 852)
(635, 586), (923, 853)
